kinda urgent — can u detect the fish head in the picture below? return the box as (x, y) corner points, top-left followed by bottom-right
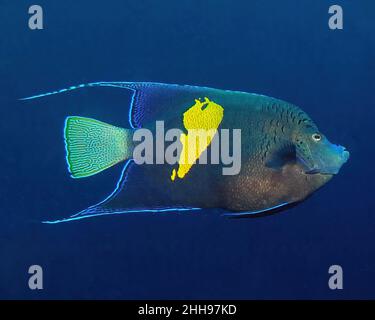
(294, 126), (349, 175)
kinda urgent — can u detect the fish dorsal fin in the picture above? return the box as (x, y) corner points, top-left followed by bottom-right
(21, 81), (244, 128)
(101, 82), (227, 128)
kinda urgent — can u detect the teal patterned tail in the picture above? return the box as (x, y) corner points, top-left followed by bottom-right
(64, 116), (132, 178)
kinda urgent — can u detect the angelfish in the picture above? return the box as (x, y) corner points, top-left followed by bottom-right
(22, 82), (350, 223)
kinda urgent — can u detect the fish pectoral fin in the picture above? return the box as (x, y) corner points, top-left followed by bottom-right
(265, 143), (296, 170)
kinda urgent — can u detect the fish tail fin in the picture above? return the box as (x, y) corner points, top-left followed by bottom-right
(64, 116), (133, 178)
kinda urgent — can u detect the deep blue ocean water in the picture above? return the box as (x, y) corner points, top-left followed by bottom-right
(0, 0), (374, 299)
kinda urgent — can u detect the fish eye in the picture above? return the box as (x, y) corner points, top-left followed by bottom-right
(312, 133), (322, 142)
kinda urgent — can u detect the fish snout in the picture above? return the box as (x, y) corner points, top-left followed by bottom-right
(338, 145), (350, 164)
(342, 149), (350, 163)
(319, 144), (350, 175)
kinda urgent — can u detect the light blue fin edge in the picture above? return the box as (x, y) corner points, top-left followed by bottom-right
(20, 81), (183, 129)
(42, 207), (202, 224)
(20, 81), (196, 129)
(222, 202), (290, 217)
(42, 158), (202, 224)
(20, 81), (265, 129)
(21, 82), (141, 129)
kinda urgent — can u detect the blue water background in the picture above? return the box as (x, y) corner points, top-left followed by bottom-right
(0, 0), (374, 299)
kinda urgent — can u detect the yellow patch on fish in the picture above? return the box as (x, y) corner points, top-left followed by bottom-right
(171, 97), (224, 181)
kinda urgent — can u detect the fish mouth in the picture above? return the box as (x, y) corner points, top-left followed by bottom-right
(305, 147), (350, 175)
(342, 149), (350, 162)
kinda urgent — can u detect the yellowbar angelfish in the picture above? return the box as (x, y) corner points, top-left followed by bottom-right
(22, 82), (350, 223)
